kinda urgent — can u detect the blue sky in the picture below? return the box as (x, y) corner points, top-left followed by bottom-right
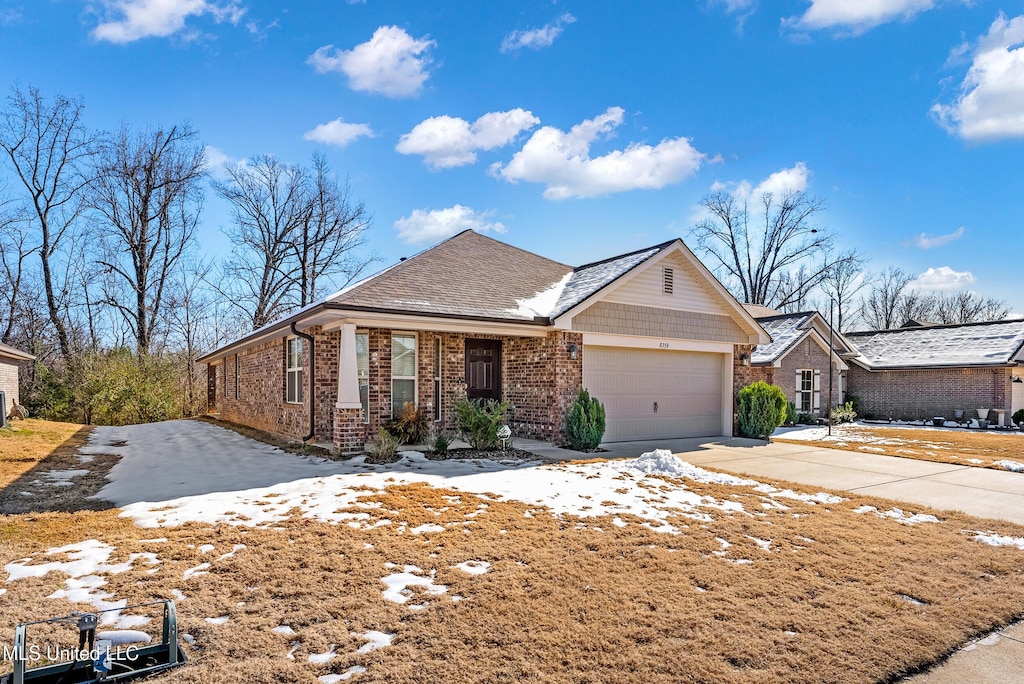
(2, 0), (1023, 315)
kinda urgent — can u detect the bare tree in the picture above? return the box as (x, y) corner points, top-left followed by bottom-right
(90, 123), (205, 354)
(933, 291), (1010, 325)
(293, 153), (373, 306)
(819, 250), (867, 332)
(215, 155), (309, 329)
(0, 85), (96, 362)
(215, 154), (375, 329)
(859, 267), (915, 330)
(0, 193), (32, 344)
(693, 190), (839, 309)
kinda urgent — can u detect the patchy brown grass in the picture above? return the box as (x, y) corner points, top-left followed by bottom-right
(0, 419), (118, 514)
(775, 425), (1024, 471)
(2, 475), (1024, 683)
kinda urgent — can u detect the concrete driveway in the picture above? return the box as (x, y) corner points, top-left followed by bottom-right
(574, 435), (1024, 525)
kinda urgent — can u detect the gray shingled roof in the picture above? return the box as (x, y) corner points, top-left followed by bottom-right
(750, 313), (813, 364)
(0, 341), (34, 361)
(847, 319), (1024, 369)
(326, 230), (573, 322)
(549, 244), (670, 318)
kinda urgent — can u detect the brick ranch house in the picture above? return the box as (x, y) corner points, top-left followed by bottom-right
(844, 319), (1024, 424)
(740, 307), (856, 417)
(199, 230), (770, 455)
(0, 341), (34, 418)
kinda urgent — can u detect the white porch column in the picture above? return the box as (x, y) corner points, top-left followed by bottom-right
(336, 323), (361, 409)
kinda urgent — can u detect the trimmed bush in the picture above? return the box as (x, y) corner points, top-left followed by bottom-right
(430, 427), (452, 454)
(831, 401), (857, 424)
(564, 388), (606, 451)
(1014, 408), (1024, 425)
(784, 401), (797, 426)
(737, 381), (787, 439)
(453, 395), (513, 450)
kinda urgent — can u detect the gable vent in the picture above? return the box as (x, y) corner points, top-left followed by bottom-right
(662, 267), (674, 295)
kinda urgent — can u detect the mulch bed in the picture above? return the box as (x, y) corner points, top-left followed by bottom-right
(424, 447), (539, 461)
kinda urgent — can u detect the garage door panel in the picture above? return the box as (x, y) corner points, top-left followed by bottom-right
(583, 346), (723, 442)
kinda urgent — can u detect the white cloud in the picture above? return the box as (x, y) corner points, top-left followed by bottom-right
(501, 13), (576, 52)
(912, 266), (976, 291)
(308, 26), (434, 98)
(393, 205), (506, 245)
(785, 0), (937, 34)
(91, 0), (244, 43)
(396, 109), (540, 169)
(910, 226), (965, 249)
(303, 118), (374, 148)
(931, 14), (1024, 141)
(710, 162), (811, 201)
(492, 107), (706, 200)
(204, 145), (244, 181)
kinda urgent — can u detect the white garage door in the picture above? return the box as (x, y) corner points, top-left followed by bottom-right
(583, 346), (723, 442)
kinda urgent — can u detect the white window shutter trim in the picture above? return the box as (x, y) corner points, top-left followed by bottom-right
(795, 370), (801, 405)
(813, 370), (821, 410)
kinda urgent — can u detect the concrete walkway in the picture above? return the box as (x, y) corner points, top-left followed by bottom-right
(563, 436), (1024, 684)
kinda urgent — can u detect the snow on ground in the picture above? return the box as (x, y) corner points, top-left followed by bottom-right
(355, 630), (394, 654)
(853, 505), (941, 525)
(995, 460), (1024, 472)
(455, 561), (490, 576)
(970, 531), (1024, 549)
(89, 421), (844, 535)
(380, 564), (449, 605)
(4, 541), (158, 627)
(775, 421), (1022, 443)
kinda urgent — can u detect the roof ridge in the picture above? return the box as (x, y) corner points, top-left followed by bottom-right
(572, 239), (675, 271)
(463, 230), (572, 269)
(846, 317), (1024, 336)
(755, 311), (817, 323)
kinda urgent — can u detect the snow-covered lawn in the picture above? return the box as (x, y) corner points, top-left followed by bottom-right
(3, 419), (1024, 683)
(774, 421), (1024, 471)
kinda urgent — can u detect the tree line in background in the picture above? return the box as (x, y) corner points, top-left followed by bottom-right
(0, 85), (374, 425)
(693, 189), (1010, 330)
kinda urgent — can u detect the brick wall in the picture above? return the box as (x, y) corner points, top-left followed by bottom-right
(217, 326), (340, 443)
(847, 364), (1013, 421)
(0, 357), (19, 415)
(732, 344), (774, 435)
(215, 325), (586, 452)
(776, 338), (841, 417)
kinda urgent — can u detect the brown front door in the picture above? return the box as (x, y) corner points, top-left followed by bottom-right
(465, 339), (501, 401)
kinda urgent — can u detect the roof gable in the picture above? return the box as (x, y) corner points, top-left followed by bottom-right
(847, 319), (1024, 369)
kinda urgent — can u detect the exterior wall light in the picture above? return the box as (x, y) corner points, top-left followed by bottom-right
(738, 352), (750, 367)
(567, 342), (579, 360)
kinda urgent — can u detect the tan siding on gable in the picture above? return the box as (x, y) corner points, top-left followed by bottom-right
(573, 301), (748, 343)
(603, 253), (723, 315)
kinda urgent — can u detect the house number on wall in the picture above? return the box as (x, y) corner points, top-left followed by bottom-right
(658, 342), (670, 349)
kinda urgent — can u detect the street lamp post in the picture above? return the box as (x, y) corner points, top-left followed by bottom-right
(828, 297), (835, 437)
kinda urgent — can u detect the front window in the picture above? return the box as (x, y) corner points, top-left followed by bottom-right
(356, 332), (369, 423)
(391, 333), (417, 417)
(286, 337), (303, 404)
(799, 369), (813, 412)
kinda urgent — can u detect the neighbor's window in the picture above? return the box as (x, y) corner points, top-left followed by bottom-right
(433, 336), (442, 421)
(234, 354), (240, 400)
(356, 332), (369, 424)
(798, 369), (813, 412)
(286, 337), (303, 404)
(391, 333), (417, 417)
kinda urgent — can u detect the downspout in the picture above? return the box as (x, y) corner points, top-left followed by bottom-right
(291, 322), (316, 443)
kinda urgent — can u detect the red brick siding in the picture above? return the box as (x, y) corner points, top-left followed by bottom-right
(847, 364), (1013, 421)
(217, 325), (585, 451)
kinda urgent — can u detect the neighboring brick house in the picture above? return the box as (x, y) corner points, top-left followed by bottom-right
(199, 230), (770, 455)
(0, 342), (34, 417)
(844, 319), (1024, 423)
(742, 307), (856, 417)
